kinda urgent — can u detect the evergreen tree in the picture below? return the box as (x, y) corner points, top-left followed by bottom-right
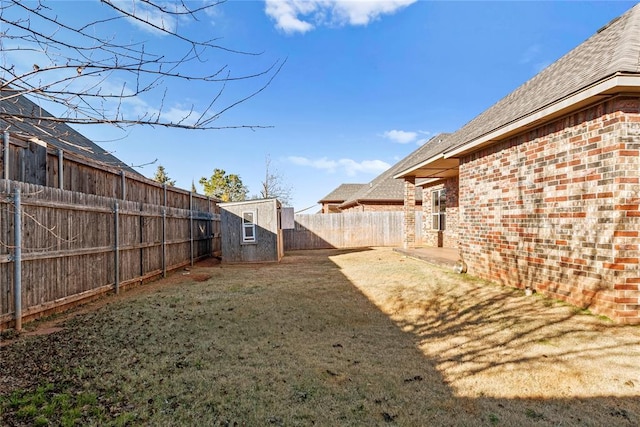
(153, 165), (176, 186)
(199, 168), (248, 202)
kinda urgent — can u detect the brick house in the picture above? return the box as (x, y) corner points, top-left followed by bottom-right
(318, 183), (366, 213)
(324, 136), (452, 214)
(394, 5), (640, 323)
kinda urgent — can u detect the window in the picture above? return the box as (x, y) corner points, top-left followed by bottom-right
(432, 189), (446, 231)
(242, 211), (256, 243)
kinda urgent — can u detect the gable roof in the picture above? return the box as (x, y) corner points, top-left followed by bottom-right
(341, 133), (450, 208)
(318, 183), (366, 203)
(396, 3), (640, 178)
(0, 90), (139, 174)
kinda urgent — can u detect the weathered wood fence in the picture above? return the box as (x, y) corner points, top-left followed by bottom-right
(283, 211), (423, 250)
(0, 179), (220, 330)
(1, 131), (202, 208)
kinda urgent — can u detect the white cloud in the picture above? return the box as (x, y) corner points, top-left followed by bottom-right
(382, 129), (418, 144)
(288, 156), (389, 176)
(519, 44), (541, 65)
(415, 130), (433, 146)
(264, 0), (416, 34)
(519, 44), (552, 74)
(534, 60), (552, 73)
(264, 0), (316, 34)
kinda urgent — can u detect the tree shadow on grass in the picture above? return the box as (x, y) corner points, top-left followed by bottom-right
(329, 248), (640, 425)
(0, 248), (638, 426)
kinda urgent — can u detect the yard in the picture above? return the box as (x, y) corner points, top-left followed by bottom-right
(1, 248), (638, 426)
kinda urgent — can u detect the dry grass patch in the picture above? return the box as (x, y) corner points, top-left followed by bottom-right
(1, 248), (639, 426)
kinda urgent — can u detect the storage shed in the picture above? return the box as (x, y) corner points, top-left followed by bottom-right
(219, 199), (292, 263)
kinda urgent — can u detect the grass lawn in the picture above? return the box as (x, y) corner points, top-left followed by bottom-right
(1, 248), (639, 426)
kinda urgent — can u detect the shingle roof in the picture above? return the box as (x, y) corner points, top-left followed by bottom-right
(0, 90), (139, 174)
(318, 183), (366, 203)
(340, 133), (451, 208)
(396, 3), (640, 177)
(443, 3), (640, 155)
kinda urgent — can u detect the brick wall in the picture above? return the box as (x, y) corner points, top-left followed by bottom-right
(421, 177), (460, 248)
(340, 202), (421, 213)
(458, 97), (640, 323)
(403, 178), (416, 248)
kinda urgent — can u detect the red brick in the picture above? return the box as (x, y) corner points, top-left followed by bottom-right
(614, 258), (639, 264)
(614, 231), (639, 237)
(615, 284), (639, 291)
(619, 150), (639, 156)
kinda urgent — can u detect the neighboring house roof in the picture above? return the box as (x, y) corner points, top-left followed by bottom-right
(396, 3), (640, 178)
(340, 134), (450, 209)
(318, 183), (366, 203)
(0, 90), (139, 175)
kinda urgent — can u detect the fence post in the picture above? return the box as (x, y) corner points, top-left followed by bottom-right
(162, 208), (167, 278)
(120, 170), (126, 200)
(189, 191), (194, 266)
(114, 201), (120, 294)
(207, 196), (212, 257)
(57, 149), (64, 189)
(163, 183), (167, 208)
(139, 201), (144, 277)
(13, 187), (22, 331)
(18, 144), (25, 182)
(3, 131), (9, 180)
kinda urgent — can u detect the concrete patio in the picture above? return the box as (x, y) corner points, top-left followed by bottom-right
(393, 246), (461, 270)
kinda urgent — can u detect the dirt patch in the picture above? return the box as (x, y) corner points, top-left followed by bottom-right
(1, 248), (638, 426)
(180, 272), (212, 282)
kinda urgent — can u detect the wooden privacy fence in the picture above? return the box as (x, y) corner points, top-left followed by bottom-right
(283, 211), (423, 250)
(0, 179), (220, 330)
(2, 131), (209, 210)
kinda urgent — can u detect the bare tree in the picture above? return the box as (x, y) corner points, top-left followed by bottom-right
(258, 154), (292, 206)
(0, 0), (284, 131)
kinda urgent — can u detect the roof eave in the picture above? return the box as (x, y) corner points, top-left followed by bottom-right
(445, 73), (640, 159)
(393, 153), (445, 179)
(338, 198), (415, 209)
(393, 73), (640, 179)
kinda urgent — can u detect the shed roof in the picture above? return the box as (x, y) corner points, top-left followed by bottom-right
(219, 198), (280, 207)
(396, 3), (640, 178)
(0, 90), (139, 174)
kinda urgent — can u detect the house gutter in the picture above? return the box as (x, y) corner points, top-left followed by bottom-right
(394, 73), (640, 179)
(393, 153), (446, 179)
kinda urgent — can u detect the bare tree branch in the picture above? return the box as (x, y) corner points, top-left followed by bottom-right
(0, 0), (283, 131)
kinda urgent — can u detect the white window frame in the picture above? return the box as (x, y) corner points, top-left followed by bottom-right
(242, 210), (257, 243)
(431, 189), (446, 231)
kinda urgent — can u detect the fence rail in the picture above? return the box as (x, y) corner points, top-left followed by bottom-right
(0, 179), (220, 329)
(283, 211), (422, 250)
(1, 132), (213, 210)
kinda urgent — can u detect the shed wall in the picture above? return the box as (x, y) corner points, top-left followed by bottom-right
(220, 200), (280, 263)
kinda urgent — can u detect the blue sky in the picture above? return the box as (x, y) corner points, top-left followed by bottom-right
(11, 1), (639, 211)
